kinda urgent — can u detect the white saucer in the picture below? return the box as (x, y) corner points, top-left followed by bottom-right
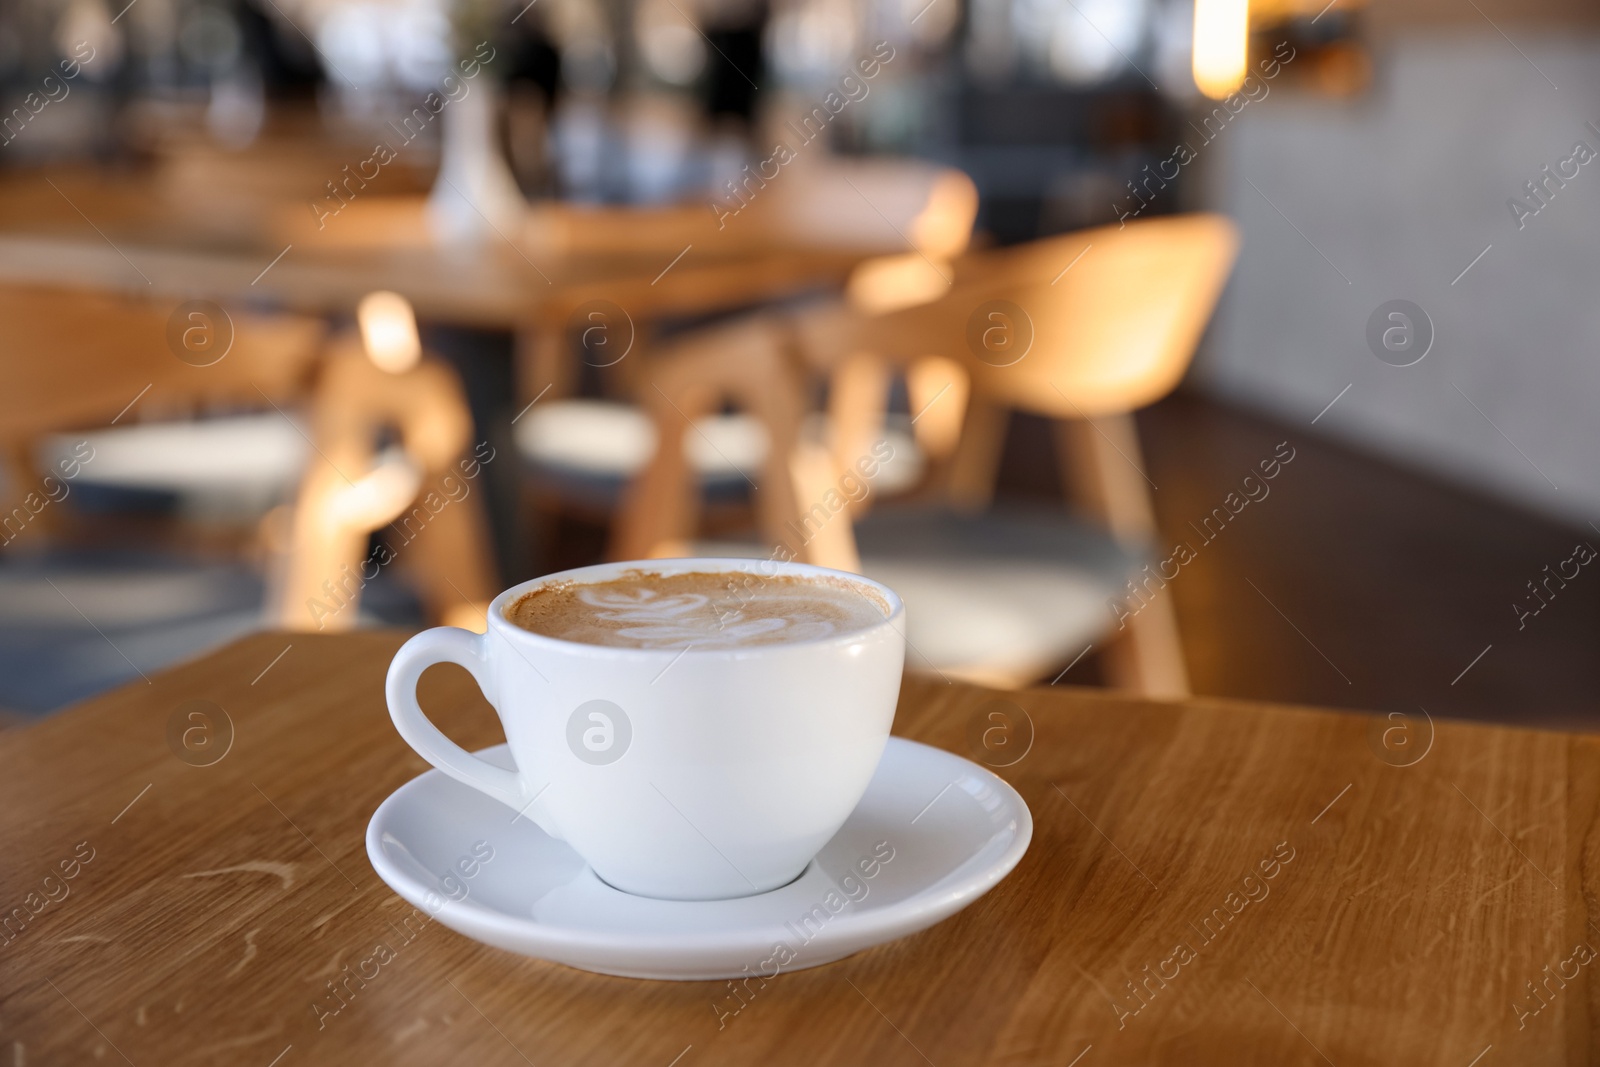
(366, 737), (1032, 980)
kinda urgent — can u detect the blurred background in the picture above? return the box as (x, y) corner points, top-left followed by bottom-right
(2, 0), (1596, 730)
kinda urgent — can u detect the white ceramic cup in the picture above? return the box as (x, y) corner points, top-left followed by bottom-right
(385, 558), (906, 901)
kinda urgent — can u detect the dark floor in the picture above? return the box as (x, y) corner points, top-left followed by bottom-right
(1126, 392), (1598, 732)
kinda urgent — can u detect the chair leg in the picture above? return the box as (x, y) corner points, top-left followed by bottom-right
(733, 327), (821, 566)
(612, 385), (706, 561)
(945, 396), (1008, 512)
(268, 464), (373, 632)
(1101, 587), (1189, 699)
(787, 439), (861, 571)
(1, 441), (67, 542)
(827, 353), (892, 518)
(615, 314), (820, 565)
(1056, 413), (1189, 698)
(518, 317), (573, 405)
(402, 485), (500, 631)
(905, 356), (970, 465)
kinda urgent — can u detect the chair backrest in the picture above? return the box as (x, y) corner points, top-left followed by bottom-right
(848, 213), (1240, 417)
(0, 284), (326, 442)
(789, 214), (1235, 501)
(0, 284), (325, 528)
(961, 213), (1238, 416)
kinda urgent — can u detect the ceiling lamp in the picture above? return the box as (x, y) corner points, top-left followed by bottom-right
(1193, 0), (1249, 98)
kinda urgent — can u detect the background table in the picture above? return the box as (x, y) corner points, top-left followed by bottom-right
(0, 170), (868, 583)
(0, 172), (862, 329)
(0, 632), (1591, 1064)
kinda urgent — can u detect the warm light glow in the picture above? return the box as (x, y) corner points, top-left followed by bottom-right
(909, 172), (980, 260)
(442, 602), (491, 633)
(846, 254), (952, 314)
(326, 452), (421, 531)
(906, 357), (969, 461)
(645, 540), (693, 559)
(358, 291), (422, 374)
(1192, 0), (1249, 99)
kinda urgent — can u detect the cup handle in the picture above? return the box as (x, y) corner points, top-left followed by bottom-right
(386, 627), (532, 815)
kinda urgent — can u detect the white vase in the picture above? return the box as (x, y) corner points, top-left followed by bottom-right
(426, 80), (527, 245)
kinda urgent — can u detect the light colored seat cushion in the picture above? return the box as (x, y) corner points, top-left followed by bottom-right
(697, 504), (1142, 688)
(855, 507), (1138, 687)
(515, 399), (924, 500)
(515, 399), (765, 480)
(37, 412), (309, 519)
(808, 413), (923, 497)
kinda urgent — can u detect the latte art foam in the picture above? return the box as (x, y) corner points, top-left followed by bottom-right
(505, 570), (889, 650)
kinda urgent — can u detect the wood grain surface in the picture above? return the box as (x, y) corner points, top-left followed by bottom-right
(0, 631), (1595, 1065)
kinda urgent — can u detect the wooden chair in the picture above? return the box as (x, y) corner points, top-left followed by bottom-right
(265, 293), (499, 633)
(617, 214), (1240, 696)
(0, 284), (325, 533)
(0, 284), (325, 711)
(512, 159), (979, 554)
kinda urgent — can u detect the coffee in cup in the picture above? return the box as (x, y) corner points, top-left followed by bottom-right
(504, 569), (890, 650)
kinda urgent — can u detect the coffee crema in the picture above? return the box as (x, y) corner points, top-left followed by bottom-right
(504, 570), (889, 650)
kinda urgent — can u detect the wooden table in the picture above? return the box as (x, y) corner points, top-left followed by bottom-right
(0, 172), (862, 330)
(0, 632), (1591, 1065)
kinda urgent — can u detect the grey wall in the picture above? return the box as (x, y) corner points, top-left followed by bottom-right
(1194, 31), (1600, 527)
